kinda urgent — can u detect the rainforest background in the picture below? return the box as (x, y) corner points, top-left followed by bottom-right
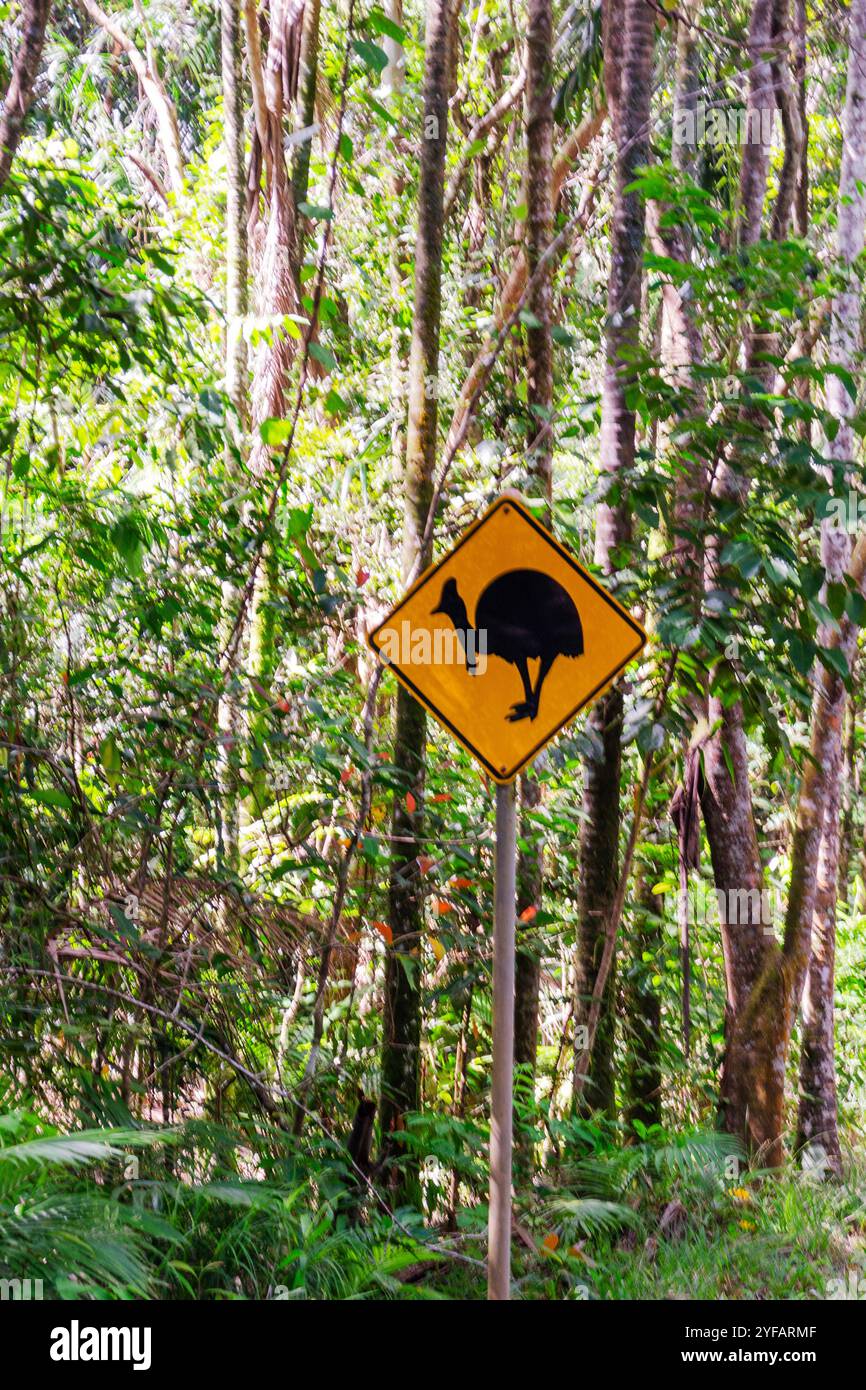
(2, 0), (866, 1302)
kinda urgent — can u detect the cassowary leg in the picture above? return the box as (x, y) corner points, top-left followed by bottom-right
(507, 655), (537, 723)
(531, 654), (555, 715)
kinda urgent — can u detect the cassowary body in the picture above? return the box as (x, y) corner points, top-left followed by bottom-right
(432, 570), (583, 721)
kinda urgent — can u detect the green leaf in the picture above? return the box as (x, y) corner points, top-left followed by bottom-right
(260, 418), (293, 446)
(352, 38), (389, 73)
(99, 733), (122, 787)
(297, 202), (333, 222)
(26, 787), (73, 810)
(845, 589), (866, 626)
(819, 645), (849, 681)
(826, 581), (848, 621)
(719, 538), (761, 579)
(368, 10), (405, 43)
(111, 516), (147, 576)
(308, 342), (337, 373)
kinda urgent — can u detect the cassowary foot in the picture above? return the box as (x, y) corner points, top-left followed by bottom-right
(506, 699), (537, 723)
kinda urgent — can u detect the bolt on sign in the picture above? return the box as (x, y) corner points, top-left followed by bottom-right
(368, 495), (647, 782)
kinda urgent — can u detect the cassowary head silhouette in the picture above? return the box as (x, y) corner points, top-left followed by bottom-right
(432, 577), (479, 675)
(431, 577), (469, 627)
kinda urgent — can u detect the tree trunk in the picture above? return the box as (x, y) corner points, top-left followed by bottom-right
(80, 0), (185, 196)
(792, 0), (808, 237)
(624, 857), (662, 1131)
(216, 0), (250, 875)
(524, 0), (554, 510)
(700, 693), (778, 1148)
(672, 1), (700, 178)
(713, 0), (866, 1169)
(244, 0), (306, 820)
(574, 0), (654, 1118)
(796, 0), (866, 1174)
(0, 0), (51, 189)
(290, 0), (321, 210)
(796, 757), (844, 1176)
(445, 105), (605, 461)
(380, 0), (452, 1202)
(384, 0), (408, 477)
(769, 0), (804, 242)
(737, 0), (775, 248)
(698, 0), (802, 1157)
(512, 0), (553, 1151)
(837, 695), (856, 904)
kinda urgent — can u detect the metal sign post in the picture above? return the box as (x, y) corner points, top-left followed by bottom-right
(367, 494), (647, 1304)
(488, 778), (517, 1300)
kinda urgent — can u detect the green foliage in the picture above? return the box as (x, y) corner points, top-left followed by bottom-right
(0, 1108), (444, 1300)
(3, 0), (866, 1306)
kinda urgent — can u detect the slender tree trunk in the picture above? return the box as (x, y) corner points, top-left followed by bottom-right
(792, 0), (809, 238)
(672, 1), (700, 179)
(291, 0), (321, 210)
(384, 0), (408, 477)
(0, 0), (51, 189)
(701, 706), (779, 1151)
(652, 5), (707, 1067)
(380, 0), (452, 1202)
(244, 0), (306, 821)
(446, 983), (473, 1228)
(796, 0), (866, 1175)
(222, 2), (249, 421)
(698, 0), (795, 1156)
(524, 0), (553, 509)
(445, 105), (605, 460)
(512, 0), (554, 1156)
(574, 0), (654, 1118)
(712, 0), (866, 1166)
(216, 0), (250, 875)
(80, 0), (185, 195)
(737, 0), (775, 248)
(624, 857), (662, 1130)
(838, 695), (857, 903)
(796, 752), (844, 1176)
(769, 0), (804, 242)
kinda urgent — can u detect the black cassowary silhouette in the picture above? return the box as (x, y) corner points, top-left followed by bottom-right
(432, 570), (584, 722)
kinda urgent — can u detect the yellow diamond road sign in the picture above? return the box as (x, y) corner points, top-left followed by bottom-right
(369, 495), (647, 783)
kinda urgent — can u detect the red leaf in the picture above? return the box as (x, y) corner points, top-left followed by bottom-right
(340, 764), (353, 784)
(434, 898), (453, 915)
(405, 791), (417, 814)
(417, 855), (433, 876)
(450, 877), (473, 890)
(356, 566), (370, 587)
(541, 1232), (559, 1253)
(372, 920), (393, 945)
(519, 905), (537, 923)
(431, 792), (452, 803)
